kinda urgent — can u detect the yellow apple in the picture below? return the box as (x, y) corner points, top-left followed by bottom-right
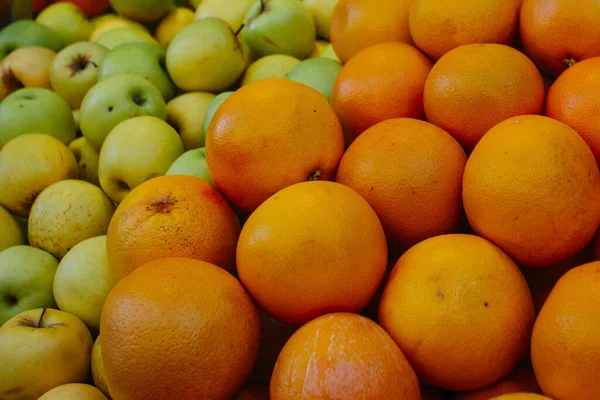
(93, 27), (160, 50)
(194, 0), (255, 31)
(39, 383), (108, 400)
(309, 39), (329, 58)
(91, 336), (110, 398)
(68, 137), (100, 186)
(320, 42), (341, 62)
(0, 205), (25, 251)
(167, 92), (216, 150)
(241, 54), (301, 86)
(302, 0), (337, 40)
(155, 7), (195, 48)
(90, 14), (150, 41)
(0, 46), (56, 101)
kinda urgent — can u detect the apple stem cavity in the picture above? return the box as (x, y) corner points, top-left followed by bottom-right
(37, 305), (48, 328)
(260, 0), (266, 12)
(69, 54), (94, 77)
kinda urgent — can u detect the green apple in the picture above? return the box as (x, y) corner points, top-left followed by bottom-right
(166, 148), (215, 185)
(241, 0), (316, 60)
(167, 92), (216, 150)
(91, 336), (110, 398)
(241, 54), (300, 86)
(0, 205), (25, 252)
(0, 307), (93, 400)
(302, 0), (337, 40)
(166, 18), (250, 93)
(93, 27), (160, 50)
(50, 42), (109, 109)
(0, 134), (78, 217)
(194, 0), (255, 32)
(0, 20), (63, 61)
(28, 180), (115, 260)
(109, 0), (174, 22)
(0, 246), (57, 327)
(68, 137), (100, 186)
(79, 74), (167, 150)
(319, 42), (341, 62)
(98, 116), (185, 203)
(53, 236), (114, 334)
(202, 91), (234, 142)
(0, 88), (77, 149)
(0, 46), (56, 101)
(98, 42), (176, 101)
(287, 57), (342, 102)
(38, 383), (108, 400)
(90, 14), (149, 41)
(36, 3), (93, 46)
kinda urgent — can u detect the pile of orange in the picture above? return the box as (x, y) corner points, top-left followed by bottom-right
(98, 0), (600, 399)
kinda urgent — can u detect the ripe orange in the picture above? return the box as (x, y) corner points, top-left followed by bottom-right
(454, 367), (541, 400)
(330, 0), (412, 63)
(463, 115), (600, 268)
(331, 42), (432, 145)
(531, 261), (600, 399)
(237, 181), (387, 326)
(100, 257), (261, 400)
(409, 0), (520, 60)
(379, 234), (535, 391)
(205, 78), (344, 213)
(336, 118), (467, 250)
(106, 175), (240, 282)
(489, 395), (552, 400)
(520, 0), (600, 77)
(270, 313), (421, 399)
(546, 57), (600, 163)
(424, 44), (545, 151)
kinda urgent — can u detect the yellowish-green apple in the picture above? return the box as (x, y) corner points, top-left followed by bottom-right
(91, 336), (110, 398)
(202, 91), (234, 142)
(155, 7), (195, 48)
(89, 14), (149, 41)
(79, 74), (167, 150)
(0, 46), (56, 101)
(0, 246), (57, 326)
(68, 137), (100, 186)
(241, 54), (300, 86)
(320, 42), (340, 62)
(0, 308), (93, 400)
(28, 180), (115, 259)
(190, 0), (203, 8)
(0, 20), (63, 61)
(93, 27), (160, 50)
(38, 383), (108, 400)
(166, 18), (249, 92)
(302, 0), (337, 40)
(98, 42), (176, 101)
(53, 236), (113, 334)
(194, 0), (255, 31)
(73, 109), (81, 133)
(0, 134), (78, 217)
(49, 42), (109, 109)
(36, 3), (93, 46)
(109, 0), (174, 22)
(0, 205), (25, 251)
(287, 57), (342, 102)
(166, 148), (215, 185)
(167, 92), (216, 150)
(309, 39), (328, 58)
(0, 88), (77, 148)
(98, 116), (185, 203)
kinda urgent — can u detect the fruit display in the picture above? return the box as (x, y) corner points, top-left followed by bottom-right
(3, 0), (600, 399)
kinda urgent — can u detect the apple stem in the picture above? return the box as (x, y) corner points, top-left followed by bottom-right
(38, 306), (48, 328)
(260, 0), (265, 12)
(235, 24), (245, 37)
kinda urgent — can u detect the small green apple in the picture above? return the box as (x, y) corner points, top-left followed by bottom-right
(28, 180), (115, 260)
(68, 137), (100, 186)
(93, 27), (161, 50)
(50, 41), (109, 109)
(79, 74), (167, 150)
(302, 0), (337, 40)
(287, 57), (342, 102)
(194, 0), (255, 32)
(241, 0), (316, 60)
(109, 0), (174, 22)
(98, 116), (185, 203)
(0, 134), (78, 217)
(166, 148), (215, 185)
(98, 42), (176, 101)
(0, 245), (58, 326)
(241, 54), (300, 86)
(0, 20), (63, 61)
(167, 92), (216, 150)
(0, 205), (25, 252)
(0, 88), (77, 148)
(202, 91), (234, 143)
(36, 2), (93, 46)
(166, 18), (250, 93)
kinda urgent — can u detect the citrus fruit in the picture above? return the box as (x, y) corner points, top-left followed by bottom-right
(237, 181), (387, 326)
(205, 78), (344, 213)
(106, 175), (240, 281)
(424, 44), (545, 151)
(454, 367), (541, 400)
(379, 234), (535, 391)
(336, 118), (467, 250)
(270, 313), (421, 399)
(100, 257), (261, 400)
(489, 394), (552, 400)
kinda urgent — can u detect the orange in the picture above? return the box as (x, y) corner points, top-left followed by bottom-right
(236, 385), (269, 400)
(331, 42), (432, 145)
(336, 118), (467, 250)
(520, 0), (600, 77)
(106, 175), (240, 281)
(379, 234), (535, 391)
(546, 57), (600, 163)
(237, 181), (387, 326)
(330, 0), (412, 64)
(270, 313), (421, 399)
(205, 78), (344, 213)
(454, 367), (541, 400)
(424, 44), (545, 151)
(409, 0), (520, 60)
(463, 115), (600, 268)
(490, 395), (552, 400)
(100, 257), (261, 400)
(531, 261), (600, 399)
